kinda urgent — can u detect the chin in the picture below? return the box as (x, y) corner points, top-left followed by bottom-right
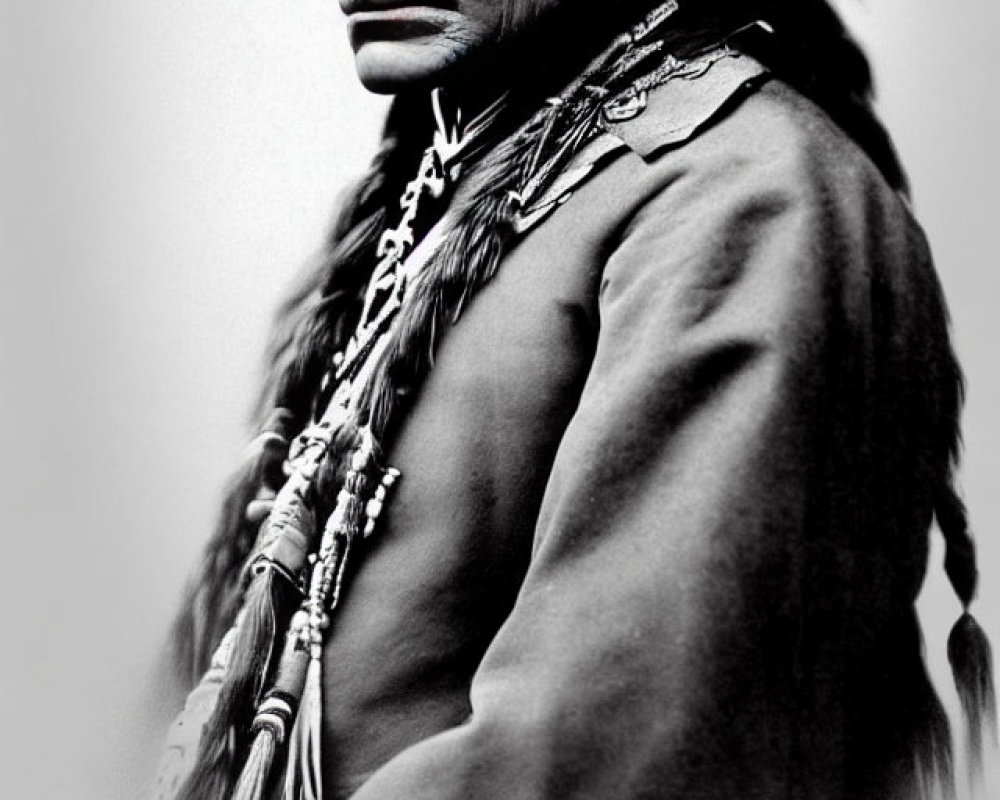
(351, 40), (465, 95)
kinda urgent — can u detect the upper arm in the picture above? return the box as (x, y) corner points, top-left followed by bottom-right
(349, 87), (947, 800)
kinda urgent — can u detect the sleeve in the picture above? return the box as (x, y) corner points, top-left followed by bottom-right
(348, 130), (936, 799)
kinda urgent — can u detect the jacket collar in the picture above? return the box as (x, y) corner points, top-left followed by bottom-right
(600, 48), (770, 161)
(515, 49), (770, 233)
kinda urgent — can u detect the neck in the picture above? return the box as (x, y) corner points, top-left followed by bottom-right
(439, 3), (640, 118)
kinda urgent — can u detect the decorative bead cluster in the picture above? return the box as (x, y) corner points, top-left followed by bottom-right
(364, 469), (399, 538)
(291, 429), (399, 663)
(248, 693), (295, 745)
(297, 432), (374, 659)
(249, 420), (338, 582)
(334, 140), (450, 392)
(630, 0), (678, 40)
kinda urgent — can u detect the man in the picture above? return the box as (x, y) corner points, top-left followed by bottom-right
(158, 2), (994, 798)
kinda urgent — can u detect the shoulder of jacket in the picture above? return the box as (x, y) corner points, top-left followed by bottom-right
(516, 50), (772, 232)
(517, 50), (908, 239)
(599, 48), (771, 161)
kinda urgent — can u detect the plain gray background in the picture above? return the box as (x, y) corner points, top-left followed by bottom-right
(0, 1), (997, 798)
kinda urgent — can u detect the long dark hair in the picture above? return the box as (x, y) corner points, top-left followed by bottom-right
(171, 1), (991, 796)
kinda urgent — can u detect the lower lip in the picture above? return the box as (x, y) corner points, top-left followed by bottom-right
(346, 7), (459, 45)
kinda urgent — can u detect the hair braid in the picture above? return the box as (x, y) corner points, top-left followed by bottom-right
(933, 358), (998, 780)
(344, 24), (662, 457)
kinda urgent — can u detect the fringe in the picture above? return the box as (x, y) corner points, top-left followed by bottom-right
(284, 658), (324, 800)
(176, 569), (297, 800)
(174, 409), (295, 687)
(231, 615), (312, 800)
(231, 727), (278, 800)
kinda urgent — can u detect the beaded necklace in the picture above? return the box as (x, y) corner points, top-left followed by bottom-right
(230, 89), (513, 800)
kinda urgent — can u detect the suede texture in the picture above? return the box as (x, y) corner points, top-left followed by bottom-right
(310, 79), (952, 800)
